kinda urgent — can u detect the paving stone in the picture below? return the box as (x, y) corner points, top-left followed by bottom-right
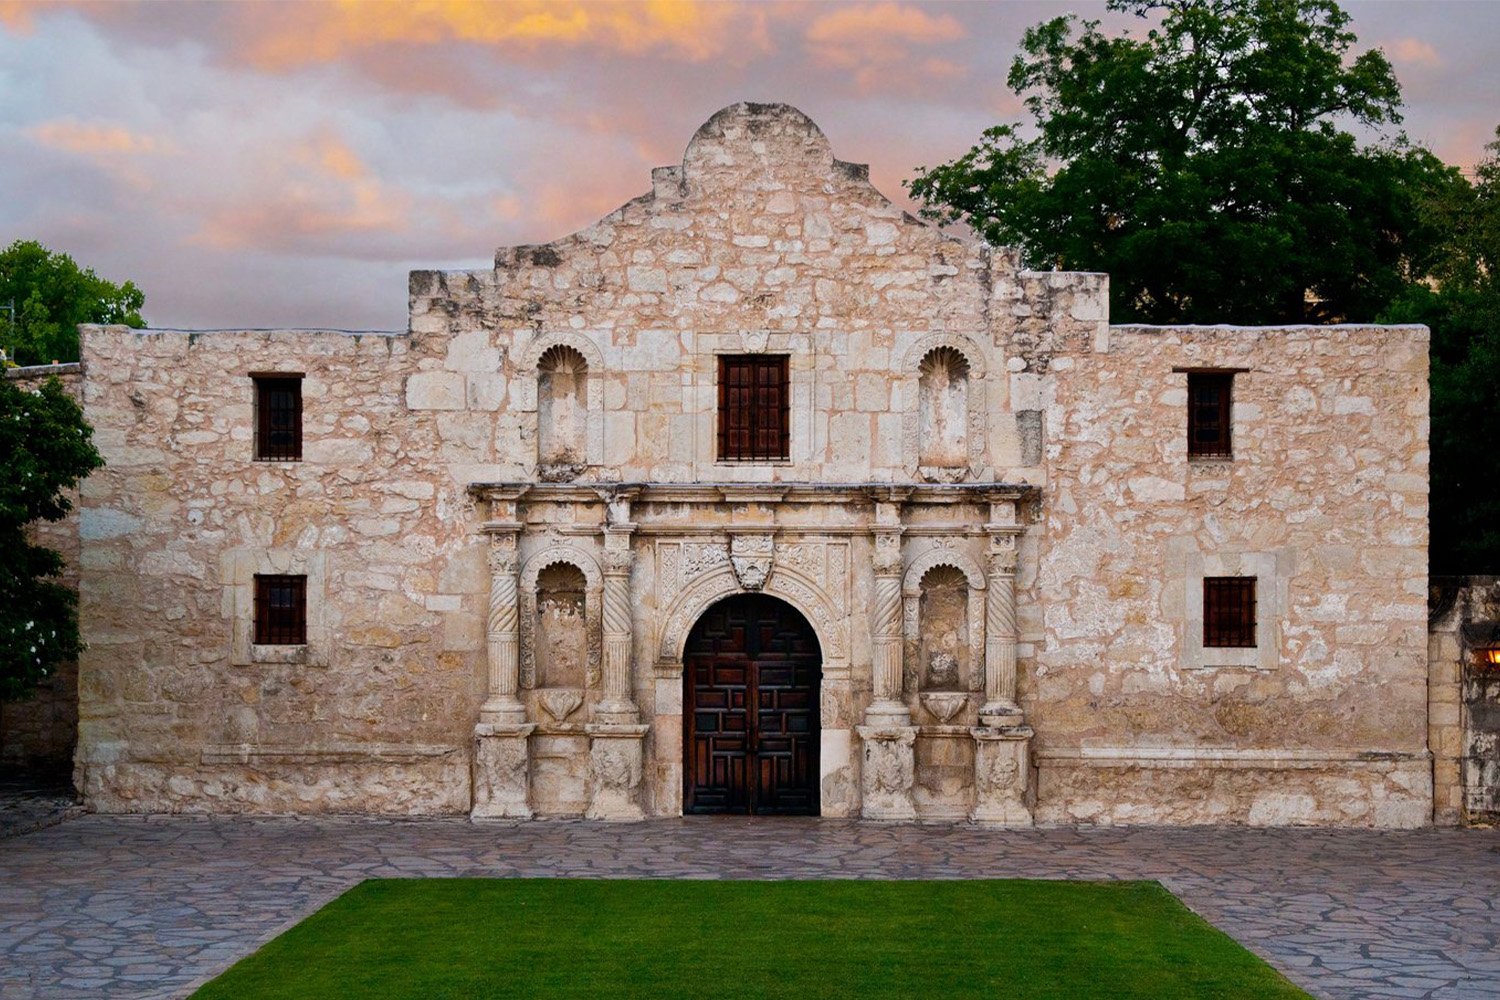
(1, 817), (1497, 999)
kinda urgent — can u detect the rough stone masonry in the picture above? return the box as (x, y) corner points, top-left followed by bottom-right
(67, 103), (1437, 825)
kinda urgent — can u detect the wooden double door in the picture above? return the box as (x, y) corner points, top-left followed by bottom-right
(684, 595), (821, 815)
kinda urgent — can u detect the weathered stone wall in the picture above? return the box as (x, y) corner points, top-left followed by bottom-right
(74, 327), (480, 813)
(70, 103), (1431, 826)
(2, 364), (84, 771)
(1429, 576), (1500, 825)
(1031, 324), (1431, 826)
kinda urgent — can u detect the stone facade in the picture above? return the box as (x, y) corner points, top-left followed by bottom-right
(1428, 577), (1500, 824)
(68, 103), (1435, 825)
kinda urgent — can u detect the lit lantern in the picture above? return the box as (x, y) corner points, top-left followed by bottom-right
(1486, 647), (1500, 667)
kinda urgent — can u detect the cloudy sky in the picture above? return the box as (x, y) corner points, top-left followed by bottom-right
(2, 1), (1497, 331)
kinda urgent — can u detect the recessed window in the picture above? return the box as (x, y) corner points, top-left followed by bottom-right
(1187, 372), (1233, 459)
(254, 574), (307, 645)
(254, 375), (303, 461)
(718, 354), (789, 461)
(1203, 577), (1256, 648)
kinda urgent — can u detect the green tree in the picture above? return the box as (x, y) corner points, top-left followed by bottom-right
(907, 0), (1456, 325)
(1381, 127), (1500, 573)
(0, 376), (104, 701)
(0, 240), (145, 366)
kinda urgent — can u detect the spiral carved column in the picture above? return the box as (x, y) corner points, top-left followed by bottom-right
(481, 538), (526, 725)
(981, 514), (1023, 725)
(864, 526), (910, 726)
(596, 527), (638, 724)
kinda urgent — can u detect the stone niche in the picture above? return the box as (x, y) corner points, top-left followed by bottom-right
(537, 344), (588, 482)
(918, 566), (970, 693)
(917, 347), (969, 480)
(534, 563), (587, 691)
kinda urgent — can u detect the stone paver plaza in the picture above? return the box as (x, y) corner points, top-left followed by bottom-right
(0, 816), (1496, 1000)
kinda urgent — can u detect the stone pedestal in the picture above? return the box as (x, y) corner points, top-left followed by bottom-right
(969, 724), (1034, 826)
(472, 723), (535, 819)
(856, 725), (918, 821)
(585, 723), (649, 821)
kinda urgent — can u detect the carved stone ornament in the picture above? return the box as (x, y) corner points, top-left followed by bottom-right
(969, 725), (1034, 827)
(872, 532), (902, 575)
(920, 691), (967, 723)
(471, 724), (535, 820)
(487, 543), (520, 575)
(585, 724), (649, 821)
(730, 534), (773, 591)
(539, 688), (584, 723)
(855, 725), (917, 821)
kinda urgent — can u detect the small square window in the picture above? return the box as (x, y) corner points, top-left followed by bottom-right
(1187, 372), (1233, 459)
(254, 575), (307, 645)
(254, 375), (303, 461)
(718, 355), (789, 461)
(1204, 577), (1256, 648)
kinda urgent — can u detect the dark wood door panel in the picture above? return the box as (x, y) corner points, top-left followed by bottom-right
(684, 595), (820, 816)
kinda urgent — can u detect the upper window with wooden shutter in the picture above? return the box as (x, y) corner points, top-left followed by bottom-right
(253, 374), (303, 461)
(718, 355), (789, 462)
(1187, 371), (1233, 459)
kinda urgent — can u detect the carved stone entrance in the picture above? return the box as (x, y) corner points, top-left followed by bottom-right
(684, 595), (821, 815)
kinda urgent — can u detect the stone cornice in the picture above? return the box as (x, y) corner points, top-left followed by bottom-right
(468, 481), (1040, 506)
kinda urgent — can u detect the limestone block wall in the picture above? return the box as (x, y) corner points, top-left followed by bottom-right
(405, 102), (1106, 488)
(73, 327), (482, 813)
(1029, 324), (1431, 826)
(66, 102), (1434, 827)
(1429, 576), (1500, 824)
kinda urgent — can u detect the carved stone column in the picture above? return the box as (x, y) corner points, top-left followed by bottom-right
(473, 489), (534, 820)
(596, 525), (638, 725)
(970, 724), (1034, 826)
(864, 496), (910, 727)
(859, 491), (917, 820)
(480, 537), (525, 726)
(585, 488), (647, 820)
(981, 501), (1024, 725)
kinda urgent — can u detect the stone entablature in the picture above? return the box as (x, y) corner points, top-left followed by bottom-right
(67, 103), (1434, 827)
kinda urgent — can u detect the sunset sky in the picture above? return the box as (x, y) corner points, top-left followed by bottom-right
(2, 0), (1497, 331)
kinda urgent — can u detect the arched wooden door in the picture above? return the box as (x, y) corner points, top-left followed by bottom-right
(684, 594), (821, 815)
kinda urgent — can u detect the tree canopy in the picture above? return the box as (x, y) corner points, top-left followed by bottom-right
(0, 239), (145, 367)
(1381, 127), (1500, 574)
(0, 375), (104, 701)
(907, 0), (1457, 325)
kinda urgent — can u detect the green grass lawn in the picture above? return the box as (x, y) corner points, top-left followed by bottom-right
(191, 879), (1311, 1000)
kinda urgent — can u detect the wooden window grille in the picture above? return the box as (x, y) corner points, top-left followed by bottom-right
(254, 375), (303, 461)
(254, 575), (307, 645)
(717, 355), (789, 461)
(1187, 372), (1233, 459)
(1203, 577), (1256, 648)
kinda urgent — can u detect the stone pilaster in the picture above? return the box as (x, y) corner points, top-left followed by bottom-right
(472, 722), (535, 819)
(865, 494), (910, 727)
(474, 490), (533, 820)
(856, 725), (917, 821)
(480, 534), (526, 725)
(596, 526), (638, 724)
(970, 724), (1034, 826)
(981, 500), (1023, 725)
(585, 723), (650, 820)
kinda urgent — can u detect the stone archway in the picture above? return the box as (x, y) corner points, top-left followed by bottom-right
(682, 593), (822, 816)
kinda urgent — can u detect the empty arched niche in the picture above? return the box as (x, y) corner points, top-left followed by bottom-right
(918, 347), (970, 473)
(918, 565), (970, 691)
(538, 344), (589, 481)
(534, 563), (587, 689)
